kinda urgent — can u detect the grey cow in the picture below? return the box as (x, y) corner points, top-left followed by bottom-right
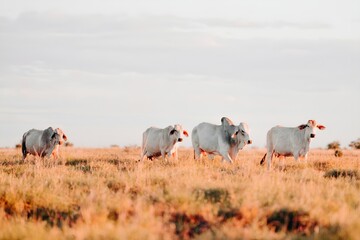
(141, 124), (188, 161)
(192, 117), (252, 163)
(22, 127), (68, 160)
(260, 120), (325, 169)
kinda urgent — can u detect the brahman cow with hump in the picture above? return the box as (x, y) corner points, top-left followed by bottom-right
(191, 117), (252, 163)
(260, 120), (325, 169)
(141, 124), (188, 161)
(22, 127), (68, 160)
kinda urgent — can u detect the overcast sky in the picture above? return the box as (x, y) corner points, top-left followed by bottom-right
(1, 0), (359, 148)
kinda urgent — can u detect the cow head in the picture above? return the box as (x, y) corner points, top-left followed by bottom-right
(170, 124), (188, 143)
(221, 117), (238, 143)
(55, 128), (68, 145)
(298, 120), (326, 140)
(235, 122), (252, 149)
(49, 130), (61, 146)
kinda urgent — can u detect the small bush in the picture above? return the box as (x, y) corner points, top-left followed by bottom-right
(334, 150), (343, 157)
(349, 138), (360, 150)
(64, 142), (74, 147)
(327, 141), (340, 150)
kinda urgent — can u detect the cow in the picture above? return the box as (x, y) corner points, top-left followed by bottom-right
(260, 120), (326, 169)
(191, 117), (252, 163)
(141, 124), (188, 161)
(22, 127), (68, 160)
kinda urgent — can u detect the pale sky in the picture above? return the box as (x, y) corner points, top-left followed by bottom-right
(1, 0), (359, 148)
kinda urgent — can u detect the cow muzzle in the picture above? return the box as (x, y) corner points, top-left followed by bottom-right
(178, 138), (183, 142)
(248, 140), (253, 144)
(310, 134), (315, 138)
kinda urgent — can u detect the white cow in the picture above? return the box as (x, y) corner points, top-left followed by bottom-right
(192, 117), (252, 163)
(141, 124), (188, 161)
(260, 120), (325, 169)
(22, 127), (68, 160)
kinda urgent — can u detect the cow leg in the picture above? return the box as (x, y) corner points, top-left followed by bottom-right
(193, 147), (201, 160)
(167, 151), (172, 160)
(140, 150), (146, 161)
(22, 144), (27, 161)
(171, 149), (178, 161)
(304, 153), (308, 162)
(220, 152), (233, 163)
(260, 153), (267, 165)
(45, 149), (53, 158)
(266, 151), (273, 170)
(52, 146), (59, 160)
(21, 137), (28, 161)
(161, 150), (168, 162)
(279, 156), (286, 170)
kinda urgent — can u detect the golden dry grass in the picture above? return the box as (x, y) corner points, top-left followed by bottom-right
(0, 147), (360, 239)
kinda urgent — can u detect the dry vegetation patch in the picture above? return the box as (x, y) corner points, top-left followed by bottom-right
(265, 208), (318, 235)
(0, 148), (359, 239)
(324, 169), (360, 180)
(171, 212), (211, 239)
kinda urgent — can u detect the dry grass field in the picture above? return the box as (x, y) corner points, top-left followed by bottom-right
(0, 147), (360, 240)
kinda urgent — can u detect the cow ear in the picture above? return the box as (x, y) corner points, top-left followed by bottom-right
(298, 124), (307, 130)
(63, 133), (68, 141)
(317, 125), (326, 130)
(183, 130), (189, 137)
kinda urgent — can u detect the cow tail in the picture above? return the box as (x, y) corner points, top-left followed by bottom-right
(193, 150), (195, 160)
(260, 153), (266, 165)
(21, 132), (27, 159)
